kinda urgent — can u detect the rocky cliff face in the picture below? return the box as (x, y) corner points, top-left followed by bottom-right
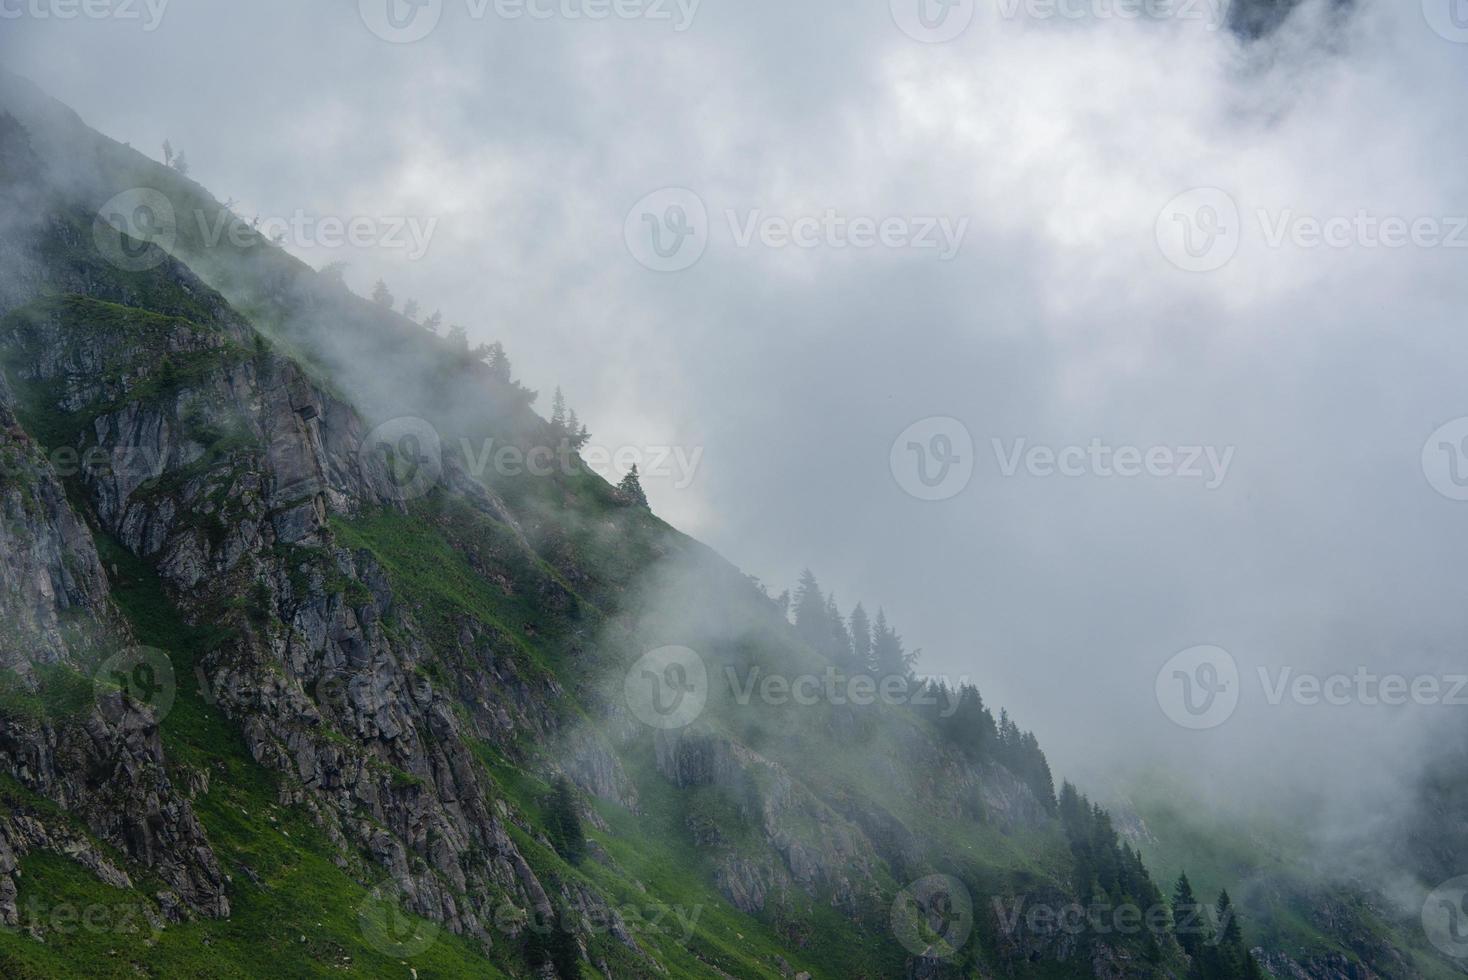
(0, 291), (230, 934)
(0, 239), (569, 953)
(0, 368), (113, 671)
(654, 729), (882, 917)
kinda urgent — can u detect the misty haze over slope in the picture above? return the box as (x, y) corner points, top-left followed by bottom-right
(3, 0), (1468, 971)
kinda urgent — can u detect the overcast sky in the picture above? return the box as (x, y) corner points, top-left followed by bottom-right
(5, 0), (1468, 832)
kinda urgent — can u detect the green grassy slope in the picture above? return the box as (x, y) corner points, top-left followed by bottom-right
(1121, 772), (1465, 980)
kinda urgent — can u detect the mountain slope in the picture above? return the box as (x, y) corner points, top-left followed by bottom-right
(0, 71), (1459, 980)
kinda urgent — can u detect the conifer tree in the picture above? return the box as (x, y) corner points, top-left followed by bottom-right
(849, 603), (872, 672)
(1022, 731), (1057, 812)
(1215, 889), (1242, 948)
(526, 904), (582, 979)
(371, 279), (393, 309)
(558, 407), (590, 451)
(547, 777), (585, 865)
(1058, 782), (1086, 834)
(792, 570), (827, 650)
(618, 465), (648, 507)
(549, 911), (582, 979)
(320, 260), (348, 286)
(938, 684), (994, 760)
(482, 340), (511, 381)
(1173, 872), (1209, 958)
(872, 609), (907, 678)
(825, 593), (852, 666)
